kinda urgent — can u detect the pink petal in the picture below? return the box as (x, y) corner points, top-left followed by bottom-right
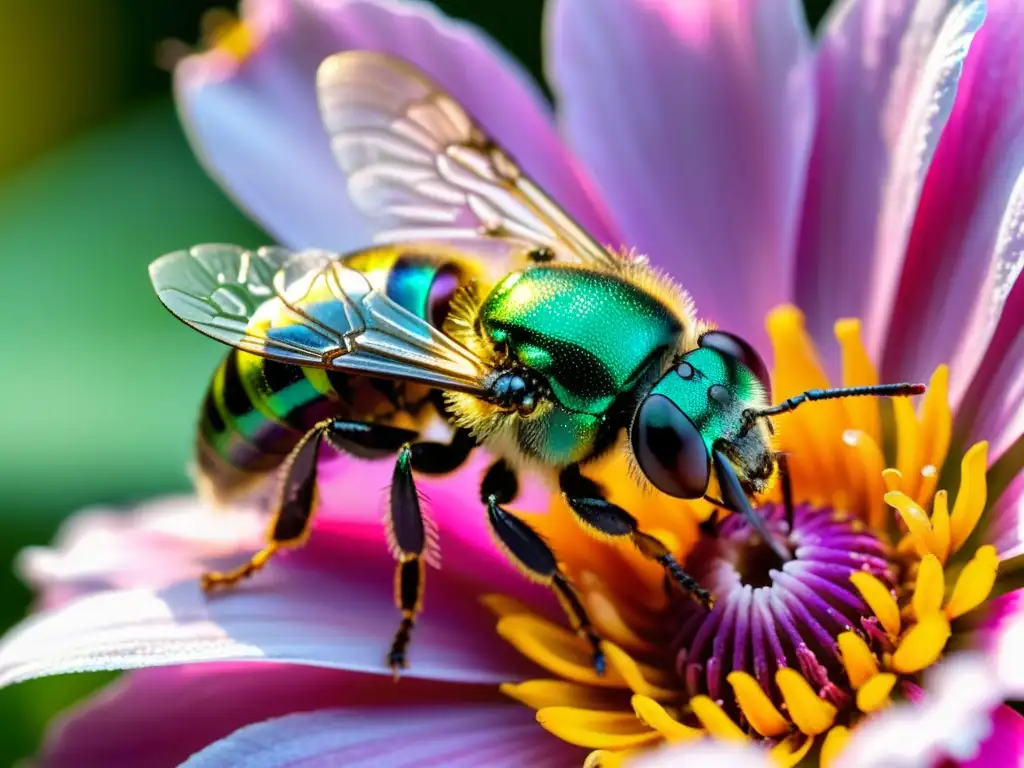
(179, 704), (581, 767)
(548, 0), (815, 352)
(992, 590), (1024, 697)
(0, 517), (542, 687)
(796, 0), (985, 370)
(176, 0), (613, 252)
(984, 470), (1024, 560)
(960, 704), (1024, 768)
(41, 664), (491, 768)
(835, 653), (1007, 767)
(882, 0), (1024, 397)
(955, 275), (1024, 466)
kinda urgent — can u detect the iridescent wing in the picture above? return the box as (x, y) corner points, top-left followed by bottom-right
(149, 244), (492, 396)
(316, 51), (620, 270)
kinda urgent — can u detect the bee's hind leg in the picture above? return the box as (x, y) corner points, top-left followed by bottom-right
(482, 459), (606, 676)
(200, 418), (421, 592)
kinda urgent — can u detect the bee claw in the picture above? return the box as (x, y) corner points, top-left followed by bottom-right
(593, 648), (607, 677)
(388, 652), (407, 681)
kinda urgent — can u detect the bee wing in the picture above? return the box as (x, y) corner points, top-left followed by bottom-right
(317, 51), (620, 270)
(149, 244), (492, 396)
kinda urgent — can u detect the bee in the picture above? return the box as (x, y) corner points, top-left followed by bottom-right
(150, 52), (925, 676)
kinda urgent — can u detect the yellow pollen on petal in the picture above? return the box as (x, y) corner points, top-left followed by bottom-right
(856, 672), (896, 713)
(727, 671), (790, 737)
(945, 545), (998, 620)
(912, 553), (945, 618)
(891, 613), (951, 674)
(631, 695), (703, 742)
(770, 734), (815, 768)
(837, 631), (879, 689)
(850, 572), (901, 638)
(536, 707), (660, 749)
(892, 395), (921, 497)
(496, 615), (626, 688)
(775, 668), (837, 736)
(835, 319), (881, 446)
(931, 490), (952, 564)
(950, 442), (989, 553)
(500, 681), (629, 711)
(885, 491), (936, 556)
(201, 9), (257, 61)
(820, 726), (851, 768)
(689, 696), (747, 741)
(602, 642), (677, 701)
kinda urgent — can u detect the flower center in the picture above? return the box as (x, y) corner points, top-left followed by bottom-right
(675, 503), (890, 727)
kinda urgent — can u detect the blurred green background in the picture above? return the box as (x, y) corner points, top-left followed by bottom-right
(0, 0), (831, 763)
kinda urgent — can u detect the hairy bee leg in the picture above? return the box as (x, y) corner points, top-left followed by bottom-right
(201, 418), (421, 593)
(558, 465), (713, 609)
(776, 451), (795, 534)
(201, 425), (328, 592)
(713, 450), (791, 563)
(387, 428), (478, 677)
(482, 460), (606, 675)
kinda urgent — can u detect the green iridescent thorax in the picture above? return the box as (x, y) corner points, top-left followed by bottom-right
(478, 265), (684, 466)
(480, 266), (683, 414)
(648, 346), (767, 455)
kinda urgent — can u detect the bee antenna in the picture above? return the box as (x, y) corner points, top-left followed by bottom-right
(740, 382), (926, 435)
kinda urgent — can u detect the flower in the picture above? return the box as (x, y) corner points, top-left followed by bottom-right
(2, 0), (1024, 766)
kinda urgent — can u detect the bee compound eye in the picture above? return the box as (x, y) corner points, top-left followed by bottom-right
(630, 394), (711, 499)
(698, 331), (772, 398)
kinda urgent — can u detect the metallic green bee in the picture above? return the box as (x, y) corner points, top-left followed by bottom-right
(150, 52), (925, 676)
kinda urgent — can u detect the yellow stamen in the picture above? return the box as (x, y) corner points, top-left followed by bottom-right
(945, 545), (998, 620)
(885, 491), (936, 556)
(689, 696), (747, 741)
(631, 695), (703, 742)
(775, 668), (837, 736)
(603, 642), (677, 701)
(892, 395), (921, 497)
(931, 490), (951, 564)
(891, 613), (951, 674)
(496, 615), (625, 688)
(950, 442), (989, 552)
(882, 468), (903, 494)
(770, 735), (815, 768)
(726, 671), (790, 737)
(536, 707), (660, 749)
(850, 572), (901, 638)
(584, 590), (659, 653)
(820, 726), (851, 768)
(917, 365), (952, 504)
(201, 9), (256, 61)
(917, 465), (940, 513)
(501, 681), (627, 711)
(841, 429), (887, 528)
(480, 593), (532, 618)
(837, 631), (879, 689)
(584, 749), (636, 768)
(912, 554), (945, 618)
(856, 672), (896, 712)
(835, 319), (881, 446)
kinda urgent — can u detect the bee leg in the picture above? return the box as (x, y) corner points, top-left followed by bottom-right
(201, 418), (421, 592)
(387, 428), (477, 677)
(558, 465), (713, 610)
(482, 460), (606, 675)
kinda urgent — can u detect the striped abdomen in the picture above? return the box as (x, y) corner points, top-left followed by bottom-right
(195, 245), (477, 503)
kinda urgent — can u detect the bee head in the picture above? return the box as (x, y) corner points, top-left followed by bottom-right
(630, 331), (774, 499)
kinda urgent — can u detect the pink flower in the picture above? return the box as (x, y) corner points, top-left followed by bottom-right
(3, 0), (1024, 765)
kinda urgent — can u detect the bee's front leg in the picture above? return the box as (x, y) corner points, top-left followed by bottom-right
(482, 460), (606, 675)
(558, 464), (713, 609)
